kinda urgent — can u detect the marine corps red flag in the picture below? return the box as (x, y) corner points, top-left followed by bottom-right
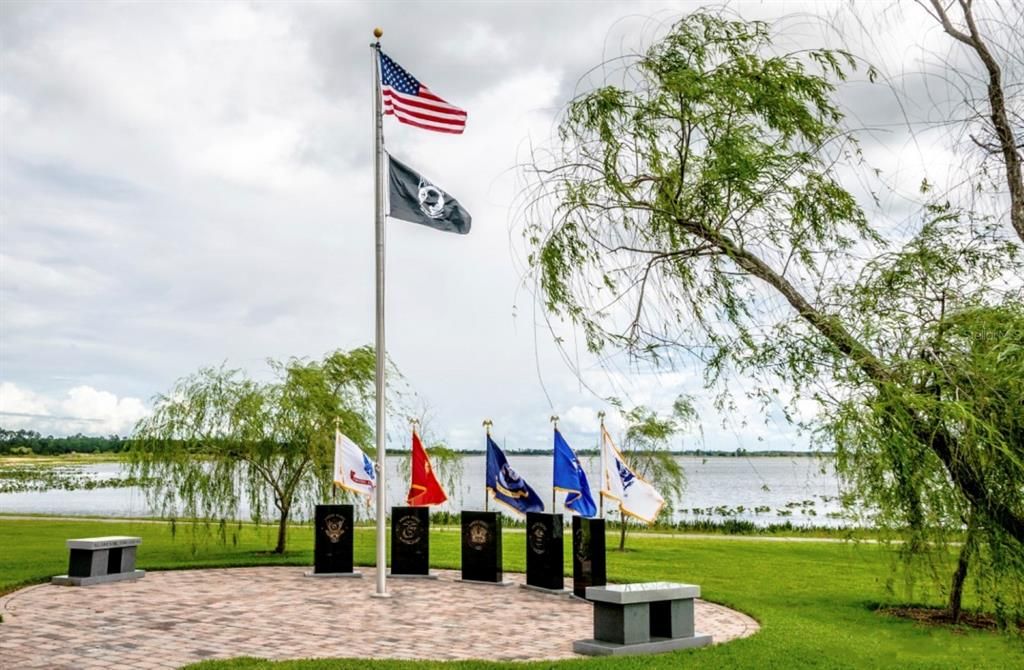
(406, 428), (448, 506)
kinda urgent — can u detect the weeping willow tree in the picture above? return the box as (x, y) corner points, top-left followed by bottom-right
(614, 396), (694, 550)
(828, 208), (1023, 624)
(519, 9), (1023, 625)
(129, 346), (378, 554)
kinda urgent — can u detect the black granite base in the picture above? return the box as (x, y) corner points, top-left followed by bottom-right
(313, 504), (355, 575)
(572, 516), (606, 598)
(391, 506), (430, 575)
(461, 511), (503, 583)
(525, 512), (564, 591)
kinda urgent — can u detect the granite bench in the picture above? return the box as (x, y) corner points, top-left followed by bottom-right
(573, 582), (712, 656)
(51, 536), (145, 586)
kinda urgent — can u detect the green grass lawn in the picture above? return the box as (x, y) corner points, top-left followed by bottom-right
(1, 518), (1020, 669)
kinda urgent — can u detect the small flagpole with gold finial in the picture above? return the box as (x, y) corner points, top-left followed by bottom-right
(482, 419), (493, 512)
(332, 417), (340, 503)
(597, 410), (606, 519)
(550, 415), (559, 512)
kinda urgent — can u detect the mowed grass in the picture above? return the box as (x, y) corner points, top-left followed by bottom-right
(1, 518), (1021, 669)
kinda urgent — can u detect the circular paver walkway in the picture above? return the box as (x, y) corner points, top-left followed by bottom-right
(0, 567), (759, 669)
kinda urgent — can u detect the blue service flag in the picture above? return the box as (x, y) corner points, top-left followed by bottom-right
(486, 435), (545, 514)
(553, 429), (598, 517)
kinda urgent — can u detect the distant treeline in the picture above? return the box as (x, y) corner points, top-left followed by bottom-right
(0, 429), (126, 455)
(1, 429), (831, 458)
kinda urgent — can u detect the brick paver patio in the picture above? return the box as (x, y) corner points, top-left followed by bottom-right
(0, 567), (759, 668)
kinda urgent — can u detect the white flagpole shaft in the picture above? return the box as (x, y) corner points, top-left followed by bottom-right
(371, 36), (389, 597)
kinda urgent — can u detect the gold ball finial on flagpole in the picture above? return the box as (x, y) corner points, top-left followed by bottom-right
(373, 27), (383, 39)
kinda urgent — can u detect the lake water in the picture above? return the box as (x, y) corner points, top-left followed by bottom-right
(0, 455), (851, 527)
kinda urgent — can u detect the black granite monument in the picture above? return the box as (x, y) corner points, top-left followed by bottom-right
(391, 505), (430, 576)
(572, 516), (606, 598)
(312, 504), (355, 575)
(460, 510), (503, 583)
(525, 511), (564, 591)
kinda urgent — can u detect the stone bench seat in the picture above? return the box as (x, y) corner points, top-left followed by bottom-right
(573, 581), (712, 656)
(51, 536), (145, 586)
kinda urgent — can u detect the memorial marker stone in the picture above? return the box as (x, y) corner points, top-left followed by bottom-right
(390, 505), (432, 577)
(524, 511), (566, 593)
(306, 504), (361, 577)
(460, 510), (506, 583)
(572, 516), (606, 598)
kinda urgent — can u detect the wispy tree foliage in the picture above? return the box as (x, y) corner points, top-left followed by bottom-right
(519, 9), (1022, 625)
(613, 395), (695, 550)
(129, 346), (379, 554)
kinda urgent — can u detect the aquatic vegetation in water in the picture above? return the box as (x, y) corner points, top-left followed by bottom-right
(0, 463), (152, 494)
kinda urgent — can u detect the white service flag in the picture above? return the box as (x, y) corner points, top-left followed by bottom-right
(333, 430), (376, 498)
(600, 427), (666, 523)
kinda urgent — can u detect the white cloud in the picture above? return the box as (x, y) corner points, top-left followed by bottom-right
(0, 381), (49, 418)
(1, 0), (1007, 454)
(0, 382), (148, 435)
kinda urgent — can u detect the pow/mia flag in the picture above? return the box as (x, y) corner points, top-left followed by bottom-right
(387, 154), (472, 235)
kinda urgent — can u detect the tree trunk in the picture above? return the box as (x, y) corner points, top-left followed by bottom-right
(949, 514), (978, 624)
(677, 217), (1024, 546)
(274, 505), (290, 554)
(619, 517), (628, 551)
(928, 0), (1024, 244)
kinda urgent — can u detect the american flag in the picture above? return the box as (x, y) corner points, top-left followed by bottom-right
(379, 51), (467, 135)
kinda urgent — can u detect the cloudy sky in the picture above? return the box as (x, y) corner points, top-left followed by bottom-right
(0, 1), (1000, 450)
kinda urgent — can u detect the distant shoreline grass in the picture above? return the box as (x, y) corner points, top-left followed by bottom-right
(0, 511), (929, 542)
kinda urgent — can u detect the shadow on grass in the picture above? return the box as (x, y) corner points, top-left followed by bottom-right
(873, 603), (1024, 634)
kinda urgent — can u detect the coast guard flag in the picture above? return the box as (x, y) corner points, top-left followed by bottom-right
(486, 435), (544, 514)
(406, 429), (448, 506)
(333, 430), (376, 498)
(388, 154), (472, 234)
(552, 429), (597, 517)
(379, 51), (467, 134)
(601, 427), (665, 523)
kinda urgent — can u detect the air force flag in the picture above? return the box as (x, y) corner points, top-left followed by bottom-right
(333, 430), (376, 498)
(553, 429), (597, 517)
(388, 154), (472, 234)
(486, 435), (544, 514)
(600, 427), (665, 523)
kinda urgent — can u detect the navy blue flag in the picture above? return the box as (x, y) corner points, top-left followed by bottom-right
(486, 435), (544, 514)
(553, 429), (598, 517)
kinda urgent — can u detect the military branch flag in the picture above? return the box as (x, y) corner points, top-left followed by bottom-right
(600, 427), (665, 523)
(379, 51), (467, 134)
(406, 429), (448, 506)
(333, 430), (376, 498)
(553, 429), (597, 517)
(486, 434), (545, 514)
(388, 154), (472, 234)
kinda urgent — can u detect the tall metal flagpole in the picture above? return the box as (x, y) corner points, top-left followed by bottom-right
(370, 27), (390, 598)
(597, 410), (606, 519)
